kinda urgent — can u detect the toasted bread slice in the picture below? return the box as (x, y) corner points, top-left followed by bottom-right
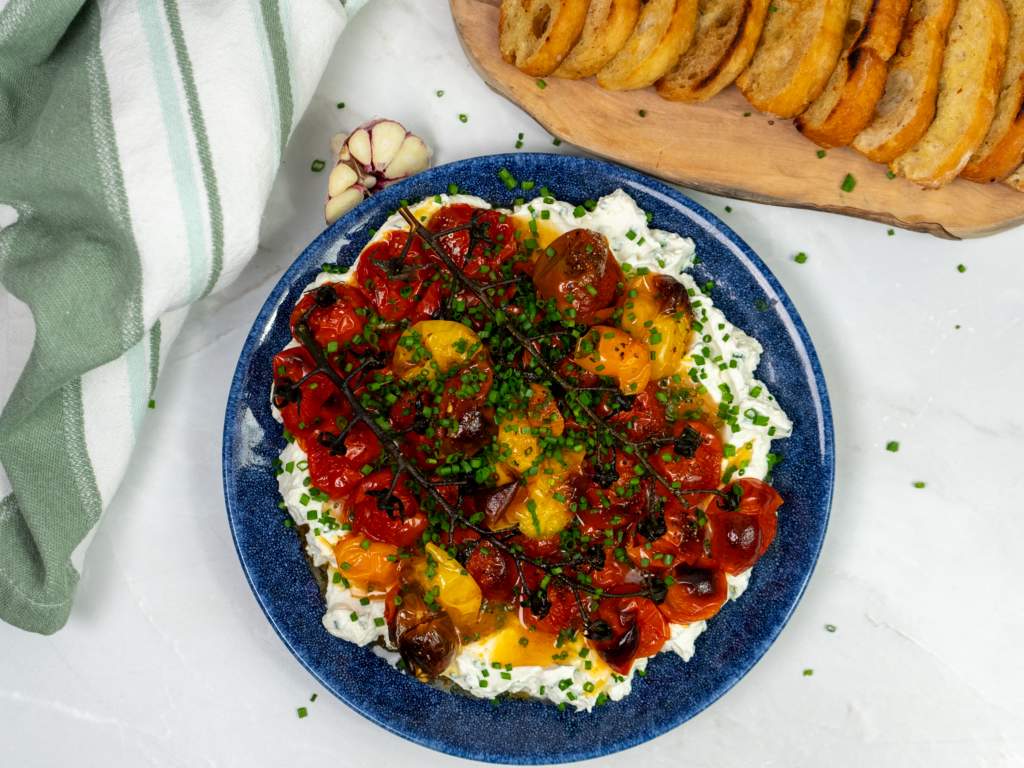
(597, 0), (700, 90)
(734, 0), (851, 118)
(554, 0), (642, 79)
(1004, 164), (1024, 190)
(961, 0), (1024, 182)
(654, 0), (771, 102)
(849, 0), (959, 163)
(500, 0), (593, 77)
(794, 0), (912, 147)
(890, 0), (1009, 188)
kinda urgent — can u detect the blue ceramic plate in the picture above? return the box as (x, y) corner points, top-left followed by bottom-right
(223, 153), (834, 764)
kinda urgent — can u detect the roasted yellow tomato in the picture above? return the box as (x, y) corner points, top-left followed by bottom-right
(619, 274), (693, 381)
(496, 414), (542, 478)
(333, 534), (400, 594)
(412, 543), (483, 627)
(392, 320), (484, 381)
(506, 449), (585, 539)
(526, 384), (564, 437)
(573, 325), (651, 395)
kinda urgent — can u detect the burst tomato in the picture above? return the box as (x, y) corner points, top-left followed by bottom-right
(532, 229), (625, 322)
(333, 534), (400, 593)
(626, 499), (712, 571)
(428, 204), (521, 295)
(356, 231), (436, 322)
(289, 283), (370, 349)
(592, 591), (668, 674)
(604, 386), (666, 442)
(306, 422), (381, 500)
(657, 565), (728, 624)
(650, 419), (724, 502)
(519, 580), (581, 635)
(706, 478), (783, 574)
(272, 347), (341, 447)
(352, 471), (427, 548)
(576, 451), (649, 536)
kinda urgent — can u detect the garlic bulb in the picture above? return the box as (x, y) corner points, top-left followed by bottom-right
(325, 119), (432, 224)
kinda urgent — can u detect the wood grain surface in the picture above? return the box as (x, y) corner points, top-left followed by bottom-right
(451, 0), (1024, 239)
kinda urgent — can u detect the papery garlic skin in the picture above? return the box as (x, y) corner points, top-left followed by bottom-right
(325, 119), (432, 224)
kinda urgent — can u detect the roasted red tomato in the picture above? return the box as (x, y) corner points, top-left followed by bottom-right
(603, 386), (667, 443)
(576, 451), (649, 537)
(289, 283), (370, 349)
(352, 470), (427, 548)
(592, 592), (668, 674)
(706, 478), (783, 573)
(428, 204), (521, 287)
(356, 231), (436, 322)
(657, 565), (728, 624)
(465, 536), (518, 602)
(272, 347), (341, 447)
(512, 533), (562, 560)
(519, 580), (581, 635)
(588, 549), (633, 590)
(306, 422), (381, 500)
(626, 499), (713, 571)
(650, 419), (724, 502)
(532, 229), (625, 322)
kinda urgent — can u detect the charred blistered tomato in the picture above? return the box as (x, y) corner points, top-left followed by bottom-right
(389, 585), (459, 681)
(352, 470), (427, 548)
(592, 592), (668, 674)
(428, 205), (522, 301)
(272, 347), (339, 447)
(573, 326), (650, 396)
(604, 387), (667, 442)
(519, 579), (582, 635)
(657, 565), (728, 624)
(307, 421), (381, 500)
(618, 273), (693, 381)
(356, 231), (436, 322)
(463, 534), (518, 602)
(651, 419), (724, 503)
(512, 533), (563, 559)
(588, 549), (633, 590)
(289, 283), (371, 350)
(532, 229), (625, 322)
(627, 499), (714, 571)
(575, 450), (649, 537)
(706, 478), (783, 573)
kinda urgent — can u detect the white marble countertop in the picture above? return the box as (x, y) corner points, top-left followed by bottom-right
(2, 1), (1023, 765)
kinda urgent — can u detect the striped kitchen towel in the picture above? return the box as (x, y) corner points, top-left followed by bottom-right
(0, 0), (368, 634)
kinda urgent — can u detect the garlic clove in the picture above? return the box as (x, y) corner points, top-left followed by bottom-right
(368, 120), (408, 172)
(347, 128), (372, 166)
(328, 162), (358, 197)
(383, 135), (432, 181)
(325, 187), (366, 225)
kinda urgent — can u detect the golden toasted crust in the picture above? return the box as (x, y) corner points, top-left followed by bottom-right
(794, 0), (912, 147)
(1004, 164), (1024, 189)
(890, 0), (1009, 189)
(961, 0), (1024, 182)
(500, 0), (593, 77)
(597, 0), (700, 90)
(554, 0), (642, 79)
(735, 0), (851, 118)
(849, 0), (959, 163)
(655, 0), (771, 102)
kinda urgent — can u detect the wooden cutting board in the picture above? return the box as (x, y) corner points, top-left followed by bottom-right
(450, 0), (1024, 240)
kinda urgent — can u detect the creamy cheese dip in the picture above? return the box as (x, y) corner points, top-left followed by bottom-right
(272, 189), (792, 711)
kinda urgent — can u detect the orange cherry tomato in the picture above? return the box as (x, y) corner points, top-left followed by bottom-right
(333, 534), (400, 592)
(573, 326), (650, 395)
(532, 229), (625, 322)
(593, 592), (668, 674)
(657, 565), (728, 624)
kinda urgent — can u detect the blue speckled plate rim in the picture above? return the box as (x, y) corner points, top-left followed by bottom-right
(223, 153), (834, 763)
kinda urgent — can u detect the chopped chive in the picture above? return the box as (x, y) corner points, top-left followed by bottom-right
(888, 229), (895, 236)
(826, 624), (836, 633)
(794, 252), (807, 263)
(148, 399), (155, 409)
(337, 103), (345, 109)
(459, 114), (468, 123)
(537, 79), (547, 89)
(914, 482), (925, 488)
(436, 90), (444, 97)
(803, 669), (814, 677)
(841, 173), (856, 192)
(957, 264), (966, 273)
(638, 109), (646, 117)
(297, 707), (308, 718)
(311, 159), (326, 172)
(886, 441), (899, 452)
(552, 138), (561, 146)
(887, 170), (896, 179)
(817, 150), (825, 159)
(725, 206), (732, 213)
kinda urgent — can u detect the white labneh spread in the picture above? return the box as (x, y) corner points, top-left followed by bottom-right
(272, 189), (792, 711)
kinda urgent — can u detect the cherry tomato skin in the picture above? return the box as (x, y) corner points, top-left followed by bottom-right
(306, 422), (381, 500)
(356, 231), (435, 322)
(706, 478), (783, 571)
(577, 452), (649, 534)
(289, 283), (370, 348)
(519, 581), (581, 635)
(532, 229), (625, 321)
(604, 387), (667, 443)
(588, 550), (633, 590)
(708, 512), (762, 574)
(594, 593), (668, 673)
(466, 541), (518, 602)
(657, 566), (728, 624)
(627, 500), (711, 570)
(272, 347), (339, 447)
(428, 204), (520, 275)
(650, 419), (724, 498)
(513, 534), (562, 560)
(352, 471), (427, 548)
